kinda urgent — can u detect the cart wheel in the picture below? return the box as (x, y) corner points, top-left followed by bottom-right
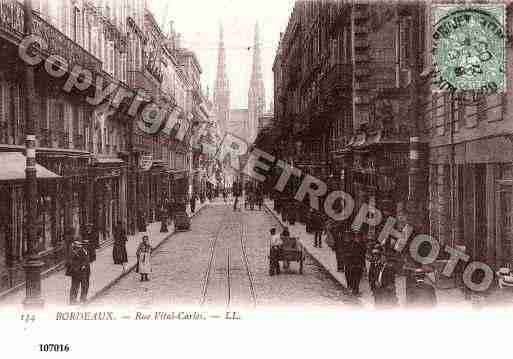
(299, 257), (304, 274)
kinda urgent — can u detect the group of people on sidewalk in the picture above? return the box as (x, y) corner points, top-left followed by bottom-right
(65, 221), (156, 305)
(304, 208), (438, 309)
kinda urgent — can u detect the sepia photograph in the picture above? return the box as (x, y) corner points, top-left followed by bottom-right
(0, 0), (512, 355)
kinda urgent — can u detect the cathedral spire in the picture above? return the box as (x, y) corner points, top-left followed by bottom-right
(213, 22), (230, 134)
(248, 21), (266, 142)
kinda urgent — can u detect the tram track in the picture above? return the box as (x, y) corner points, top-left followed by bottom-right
(199, 208), (230, 306)
(239, 219), (257, 308)
(199, 208), (258, 309)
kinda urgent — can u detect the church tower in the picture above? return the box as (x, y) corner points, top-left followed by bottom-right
(213, 23), (230, 134)
(247, 21), (266, 143)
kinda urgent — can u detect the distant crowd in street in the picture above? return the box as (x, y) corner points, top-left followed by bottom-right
(231, 180), (264, 212)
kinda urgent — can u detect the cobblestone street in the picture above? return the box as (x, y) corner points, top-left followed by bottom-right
(91, 201), (358, 310)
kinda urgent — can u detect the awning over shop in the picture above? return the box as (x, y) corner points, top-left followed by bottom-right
(0, 152), (61, 181)
(92, 157), (125, 165)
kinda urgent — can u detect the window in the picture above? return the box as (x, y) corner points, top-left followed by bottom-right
(73, 7), (79, 42)
(110, 44), (115, 75)
(98, 28), (103, 62)
(86, 18), (92, 53)
(40, 95), (48, 129)
(56, 102), (65, 136)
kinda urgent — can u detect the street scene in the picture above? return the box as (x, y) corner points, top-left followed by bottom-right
(91, 201), (356, 310)
(1, 0), (513, 314)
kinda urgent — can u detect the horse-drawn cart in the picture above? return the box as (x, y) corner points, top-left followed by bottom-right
(269, 236), (304, 274)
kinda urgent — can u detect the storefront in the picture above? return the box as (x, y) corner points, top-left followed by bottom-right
(149, 160), (167, 223)
(170, 170), (189, 212)
(90, 158), (126, 246)
(343, 130), (410, 243)
(0, 152), (61, 292)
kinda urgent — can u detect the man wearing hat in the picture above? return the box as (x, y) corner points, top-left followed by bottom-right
(368, 247), (382, 293)
(347, 231), (366, 296)
(66, 239), (91, 304)
(406, 268), (437, 309)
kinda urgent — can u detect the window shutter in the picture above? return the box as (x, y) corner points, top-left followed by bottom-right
(67, 103), (73, 143)
(0, 81), (4, 128)
(73, 105), (79, 141)
(40, 93), (47, 130)
(14, 83), (22, 144)
(7, 82), (13, 144)
(0, 81), (4, 143)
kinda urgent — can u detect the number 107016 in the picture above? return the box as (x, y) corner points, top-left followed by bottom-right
(39, 344), (70, 352)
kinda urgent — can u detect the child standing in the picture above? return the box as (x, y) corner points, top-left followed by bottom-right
(136, 235), (152, 281)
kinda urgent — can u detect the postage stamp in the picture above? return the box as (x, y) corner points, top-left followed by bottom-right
(432, 4), (506, 93)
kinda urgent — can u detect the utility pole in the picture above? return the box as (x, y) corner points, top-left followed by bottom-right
(23, 0), (44, 308)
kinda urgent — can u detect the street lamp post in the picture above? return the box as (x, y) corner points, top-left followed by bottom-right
(23, 0), (44, 308)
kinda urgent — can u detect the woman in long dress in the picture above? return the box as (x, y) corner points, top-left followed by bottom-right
(136, 235), (152, 281)
(113, 221), (128, 272)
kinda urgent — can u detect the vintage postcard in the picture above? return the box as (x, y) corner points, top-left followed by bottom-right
(0, 0), (512, 356)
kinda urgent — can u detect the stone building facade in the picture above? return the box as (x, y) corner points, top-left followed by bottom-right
(0, 0), (208, 293)
(270, 0), (513, 274)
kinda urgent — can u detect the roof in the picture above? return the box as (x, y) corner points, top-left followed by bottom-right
(0, 152), (61, 181)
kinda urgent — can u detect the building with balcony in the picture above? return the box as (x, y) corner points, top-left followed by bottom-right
(0, 0), (207, 294)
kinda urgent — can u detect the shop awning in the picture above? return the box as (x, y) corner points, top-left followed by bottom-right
(0, 152), (61, 181)
(92, 157), (125, 165)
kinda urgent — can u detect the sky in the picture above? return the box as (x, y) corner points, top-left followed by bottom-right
(148, 0), (296, 110)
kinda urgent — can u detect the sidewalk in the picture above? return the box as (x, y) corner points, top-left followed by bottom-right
(264, 200), (470, 310)
(0, 201), (209, 310)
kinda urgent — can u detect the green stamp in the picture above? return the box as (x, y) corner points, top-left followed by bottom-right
(432, 4), (506, 93)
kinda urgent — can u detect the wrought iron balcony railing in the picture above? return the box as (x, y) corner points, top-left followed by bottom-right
(0, 0), (101, 72)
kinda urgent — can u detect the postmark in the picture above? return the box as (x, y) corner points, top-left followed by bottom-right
(432, 4), (506, 93)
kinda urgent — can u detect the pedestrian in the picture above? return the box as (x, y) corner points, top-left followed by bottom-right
(406, 268), (437, 309)
(168, 197), (175, 224)
(269, 228), (282, 276)
(249, 187), (255, 211)
(244, 183), (250, 210)
(373, 256), (399, 309)
(256, 185), (264, 211)
(368, 248), (382, 293)
(113, 221), (128, 273)
(312, 210), (324, 248)
(223, 187), (227, 203)
(136, 234), (152, 282)
(190, 193), (196, 213)
(334, 229), (349, 272)
(280, 227), (292, 270)
(66, 238), (91, 305)
(233, 181), (241, 211)
(84, 223), (98, 263)
(341, 232), (353, 275)
(347, 233), (366, 296)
